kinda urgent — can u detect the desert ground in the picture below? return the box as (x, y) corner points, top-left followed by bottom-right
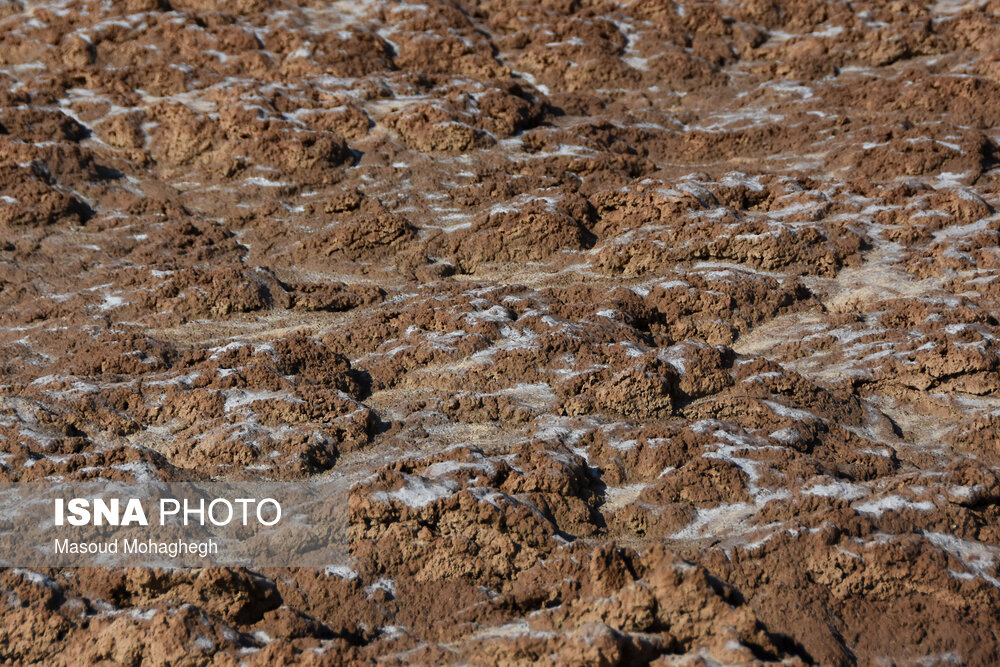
(1, 0), (1000, 664)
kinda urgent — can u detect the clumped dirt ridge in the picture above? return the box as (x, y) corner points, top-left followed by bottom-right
(2, 0), (1000, 664)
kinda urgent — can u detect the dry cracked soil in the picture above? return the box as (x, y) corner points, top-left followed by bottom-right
(2, 0), (1000, 664)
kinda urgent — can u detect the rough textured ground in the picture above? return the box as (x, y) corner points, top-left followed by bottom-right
(2, 0), (1000, 664)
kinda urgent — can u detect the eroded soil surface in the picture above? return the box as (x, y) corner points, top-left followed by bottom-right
(2, 0), (1000, 664)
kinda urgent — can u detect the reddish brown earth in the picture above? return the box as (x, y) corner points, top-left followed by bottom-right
(2, 0), (1000, 664)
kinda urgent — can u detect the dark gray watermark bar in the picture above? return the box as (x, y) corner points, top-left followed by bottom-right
(0, 480), (349, 567)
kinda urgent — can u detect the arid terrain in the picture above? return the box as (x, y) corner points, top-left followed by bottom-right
(1, 0), (1000, 663)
